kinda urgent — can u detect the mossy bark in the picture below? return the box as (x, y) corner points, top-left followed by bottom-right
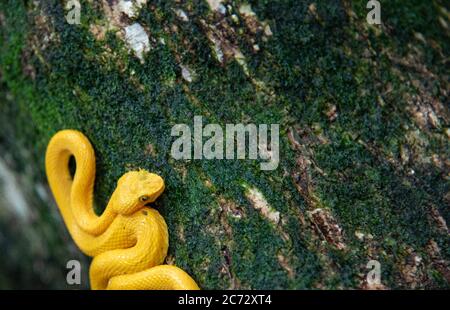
(0, 0), (449, 289)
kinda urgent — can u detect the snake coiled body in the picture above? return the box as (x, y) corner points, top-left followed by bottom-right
(45, 130), (199, 290)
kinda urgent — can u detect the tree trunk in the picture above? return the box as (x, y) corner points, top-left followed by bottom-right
(0, 0), (448, 289)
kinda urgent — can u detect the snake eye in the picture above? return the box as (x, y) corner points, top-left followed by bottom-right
(139, 196), (149, 203)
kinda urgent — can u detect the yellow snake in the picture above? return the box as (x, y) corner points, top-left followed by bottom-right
(45, 129), (199, 290)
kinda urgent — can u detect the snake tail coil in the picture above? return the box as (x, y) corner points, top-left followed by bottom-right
(45, 129), (199, 290)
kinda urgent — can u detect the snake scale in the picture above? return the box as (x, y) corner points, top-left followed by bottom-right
(45, 130), (199, 290)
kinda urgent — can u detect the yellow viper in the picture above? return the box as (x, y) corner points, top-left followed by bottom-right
(45, 130), (200, 290)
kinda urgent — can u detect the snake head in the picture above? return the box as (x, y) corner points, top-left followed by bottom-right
(112, 169), (165, 215)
